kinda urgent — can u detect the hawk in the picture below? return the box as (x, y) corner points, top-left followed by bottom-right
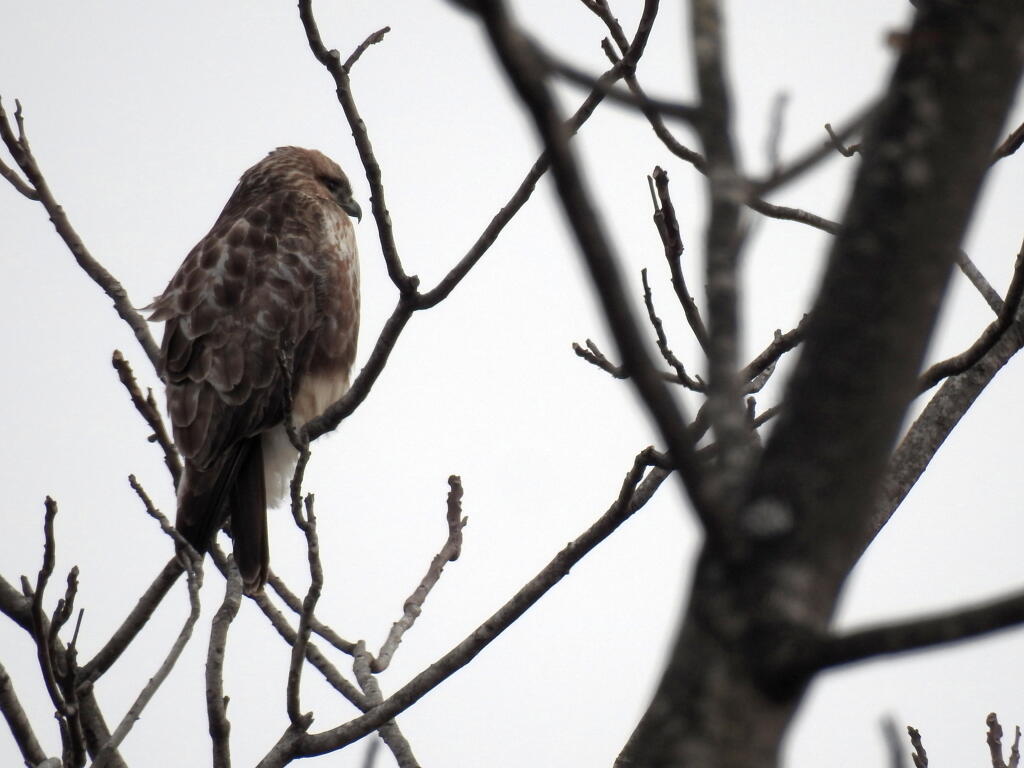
(149, 147), (361, 593)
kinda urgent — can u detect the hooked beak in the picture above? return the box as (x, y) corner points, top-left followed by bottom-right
(341, 198), (362, 223)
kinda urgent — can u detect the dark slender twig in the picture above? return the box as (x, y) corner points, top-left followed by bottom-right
(286, 495), (321, 729)
(0, 662), (48, 766)
(267, 572), (357, 655)
(373, 476), (467, 673)
(756, 101), (875, 193)
(453, 0), (713, 533)
(248, 585), (368, 710)
(908, 726), (928, 768)
(747, 195), (840, 234)
(540, 46), (699, 122)
(572, 338), (628, 379)
(112, 350), (182, 485)
(588, 13), (842, 235)
(207, 558), (242, 768)
(917, 241), (1024, 393)
(303, 0), (666, 442)
(354, 645), (421, 768)
(262, 448), (670, 764)
(956, 249), (1004, 314)
(990, 713), (1009, 768)
(92, 556), (202, 767)
(79, 558), (183, 684)
(297, 2), (414, 294)
(343, 27), (391, 72)
(1010, 725), (1021, 768)
(740, 317), (807, 382)
(991, 119), (1024, 165)
(651, 167), (710, 353)
(26, 496), (77, 762)
(641, 269), (704, 392)
(798, 586), (1024, 675)
(824, 121), (861, 157)
(0, 98), (161, 370)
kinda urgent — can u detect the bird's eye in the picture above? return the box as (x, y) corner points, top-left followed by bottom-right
(322, 177), (340, 193)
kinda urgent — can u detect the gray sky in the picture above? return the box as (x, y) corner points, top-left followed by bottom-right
(2, 2), (1024, 766)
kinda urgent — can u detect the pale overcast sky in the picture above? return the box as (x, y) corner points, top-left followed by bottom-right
(2, 2), (1024, 767)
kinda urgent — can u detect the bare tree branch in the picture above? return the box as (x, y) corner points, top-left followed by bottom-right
(79, 559), (183, 685)
(991, 119), (1024, 165)
(540, 45), (699, 122)
(450, 0), (715, 533)
(374, 476), (467, 673)
(263, 448), (670, 765)
(797, 588), (1024, 674)
(908, 726), (928, 768)
(207, 559), (243, 768)
(354, 645), (421, 768)
(285, 495), (321, 730)
(112, 350), (182, 486)
(650, 166), (710, 354)
(0, 98), (161, 371)
(756, 100), (875, 193)
(0, 662), (48, 767)
(955, 249), (1004, 315)
(917, 240), (1024, 393)
(640, 269), (705, 392)
(267, 573), (356, 656)
(990, 713), (1010, 768)
(824, 121), (861, 157)
(92, 557), (202, 767)
(690, 0), (753, 502)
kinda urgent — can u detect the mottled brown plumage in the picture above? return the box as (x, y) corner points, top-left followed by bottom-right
(150, 147), (361, 592)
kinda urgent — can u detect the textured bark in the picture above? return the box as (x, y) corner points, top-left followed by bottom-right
(618, 3), (1024, 766)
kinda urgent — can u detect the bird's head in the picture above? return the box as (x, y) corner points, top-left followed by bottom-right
(251, 146), (363, 223)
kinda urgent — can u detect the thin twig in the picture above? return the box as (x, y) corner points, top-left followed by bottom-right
(342, 27), (391, 72)
(267, 572), (357, 655)
(651, 167), (710, 353)
(572, 338), (628, 379)
(756, 100), (875, 193)
(269, 448), (671, 763)
(92, 556), (203, 767)
(297, 2), (414, 294)
(795, 586), (1024, 676)
(207, 558), (243, 768)
(354, 644), (421, 768)
(0, 662), (48, 766)
(286, 495), (321, 729)
(112, 350), (182, 485)
(740, 317), (807, 383)
(991, 119), (1024, 165)
(0, 98), (161, 370)
(990, 713), (1009, 768)
(303, 0), (665, 442)
(79, 558), (183, 684)
(956, 249), (1004, 315)
(918, 240), (1024, 393)
(824, 121), (861, 157)
(457, 0), (713, 532)
(374, 476), (467, 673)
(641, 269), (704, 392)
(540, 45), (699, 122)
(908, 726), (928, 768)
